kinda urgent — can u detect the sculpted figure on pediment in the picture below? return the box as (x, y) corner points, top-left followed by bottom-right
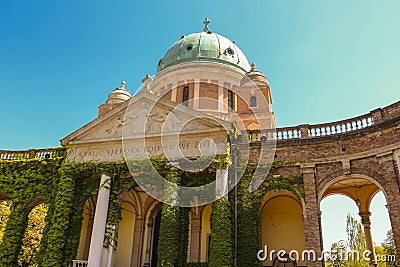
(149, 108), (183, 133)
(104, 117), (123, 137)
(124, 101), (151, 134)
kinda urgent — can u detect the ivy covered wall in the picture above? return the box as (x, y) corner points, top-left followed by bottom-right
(0, 148), (305, 267)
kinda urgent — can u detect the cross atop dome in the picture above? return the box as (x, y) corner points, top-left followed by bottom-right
(251, 62), (256, 71)
(203, 17), (211, 32)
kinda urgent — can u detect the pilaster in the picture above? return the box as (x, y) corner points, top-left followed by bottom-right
(301, 164), (323, 267)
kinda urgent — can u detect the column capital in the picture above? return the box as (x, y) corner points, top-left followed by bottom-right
(359, 211), (372, 226)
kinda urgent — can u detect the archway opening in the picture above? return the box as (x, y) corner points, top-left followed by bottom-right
(151, 209), (162, 267)
(18, 202), (48, 267)
(320, 175), (394, 266)
(76, 198), (96, 261)
(115, 202), (136, 267)
(260, 194), (306, 266)
(200, 204), (212, 263)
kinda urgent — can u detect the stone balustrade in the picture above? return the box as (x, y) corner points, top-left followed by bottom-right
(0, 148), (55, 161)
(242, 109), (382, 143)
(307, 114), (373, 138)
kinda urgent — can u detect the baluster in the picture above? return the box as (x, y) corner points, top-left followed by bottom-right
(316, 128), (320, 137)
(362, 119), (367, 128)
(353, 121), (357, 130)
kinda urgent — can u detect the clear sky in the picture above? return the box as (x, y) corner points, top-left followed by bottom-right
(0, 0), (398, 251)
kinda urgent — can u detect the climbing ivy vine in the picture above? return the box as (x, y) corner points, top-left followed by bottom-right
(0, 146), (305, 267)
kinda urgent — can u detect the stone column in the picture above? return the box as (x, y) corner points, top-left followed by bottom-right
(101, 223), (117, 267)
(301, 164), (323, 267)
(130, 217), (145, 267)
(88, 175), (111, 267)
(142, 220), (153, 266)
(216, 168), (229, 200)
(189, 213), (201, 262)
(359, 211), (377, 267)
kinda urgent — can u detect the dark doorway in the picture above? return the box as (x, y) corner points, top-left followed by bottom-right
(151, 210), (162, 267)
(272, 254), (297, 267)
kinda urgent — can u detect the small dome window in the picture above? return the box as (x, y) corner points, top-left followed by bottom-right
(250, 96), (257, 107)
(228, 89), (235, 111)
(226, 48), (235, 56)
(182, 86), (189, 106)
(186, 44), (193, 51)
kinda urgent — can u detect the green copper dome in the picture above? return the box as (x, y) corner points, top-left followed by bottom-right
(156, 19), (251, 73)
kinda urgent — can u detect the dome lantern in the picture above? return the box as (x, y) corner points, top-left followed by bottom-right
(98, 81), (131, 117)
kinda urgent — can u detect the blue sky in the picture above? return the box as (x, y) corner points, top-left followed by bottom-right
(1, 0), (398, 251)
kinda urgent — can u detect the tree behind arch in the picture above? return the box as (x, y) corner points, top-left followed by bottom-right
(18, 203), (48, 267)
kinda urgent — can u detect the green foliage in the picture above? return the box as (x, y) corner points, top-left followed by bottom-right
(0, 202), (30, 266)
(0, 150), (121, 267)
(0, 147), (306, 267)
(325, 214), (368, 267)
(157, 203), (181, 267)
(184, 263), (208, 267)
(209, 198), (233, 267)
(177, 207), (190, 267)
(380, 230), (399, 267)
(233, 162), (304, 267)
(157, 169), (190, 267)
(36, 164), (77, 266)
(237, 203), (260, 267)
